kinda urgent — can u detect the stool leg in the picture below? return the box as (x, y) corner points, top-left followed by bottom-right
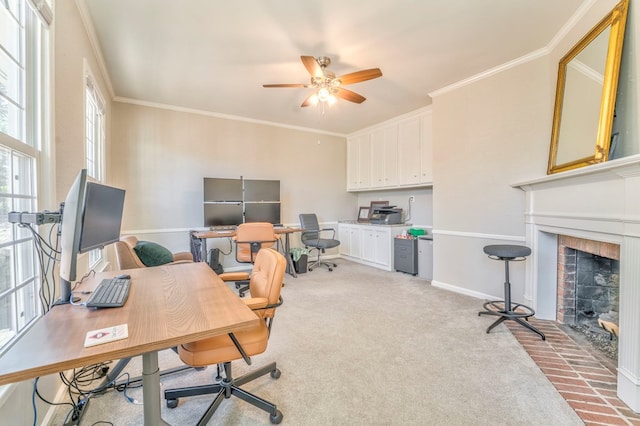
(504, 260), (511, 312)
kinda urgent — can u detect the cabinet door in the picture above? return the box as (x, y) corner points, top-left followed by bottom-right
(420, 112), (433, 184)
(383, 125), (399, 187)
(361, 229), (376, 261)
(338, 225), (351, 256)
(370, 129), (385, 188)
(374, 229), (391, 266)
(349, 227), (362, 258)
(357, 134), (371, 188)
(398, 117), (421, 185)
(347, 137), (359, 190)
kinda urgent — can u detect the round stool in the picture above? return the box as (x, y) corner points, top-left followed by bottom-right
(478, 244), (545, 340)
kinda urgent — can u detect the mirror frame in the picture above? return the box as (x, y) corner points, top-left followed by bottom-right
(547, 0), (629, 174)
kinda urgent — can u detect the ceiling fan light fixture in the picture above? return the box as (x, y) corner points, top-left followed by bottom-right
(308, 93), (319, 106)
(327, 94), (337, 105)
(317, 87), (331, 102)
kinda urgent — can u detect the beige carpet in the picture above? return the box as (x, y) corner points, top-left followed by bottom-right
(49, 259), (582, 425)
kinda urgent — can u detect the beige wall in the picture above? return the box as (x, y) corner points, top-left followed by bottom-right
(110, 102), (356, 253)
(54, 0), (112, 199)
(429, 0), (637, 305)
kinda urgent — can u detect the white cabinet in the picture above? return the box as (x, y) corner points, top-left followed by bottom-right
(347, 135), (371, 190)
(370, 124), (398, 188)
(420, 111), (433, 184)
(398, 117), (422, 185)
(347, 107), (431, 191)
(339, 224), (362, 258)
(338, 223), (407, 271)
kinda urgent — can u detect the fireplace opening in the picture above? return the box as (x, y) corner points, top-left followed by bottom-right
(556, 236), (620, 361)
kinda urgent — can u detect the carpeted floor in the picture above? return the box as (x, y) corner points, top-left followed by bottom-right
(50, 259), (583, 425)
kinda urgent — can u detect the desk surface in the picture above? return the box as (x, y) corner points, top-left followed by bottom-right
(194, 227), (303, 239)
(0, 262), (259, 386)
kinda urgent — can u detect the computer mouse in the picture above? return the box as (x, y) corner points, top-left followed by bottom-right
(116, 274), (131, 279)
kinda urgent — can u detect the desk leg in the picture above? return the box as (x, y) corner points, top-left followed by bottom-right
(201, 237), (208, 263)
(284, 233), (297, 278)
(142, 351), (170, 426)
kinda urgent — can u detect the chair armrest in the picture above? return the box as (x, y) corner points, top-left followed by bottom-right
(319, 228), (336, 238)
(243, 297), (269, 310)
(168, 259), (194, 266)
(243, 296), (283, 310)
(173, 251), (194, 262)
(219, 272), (250, 282)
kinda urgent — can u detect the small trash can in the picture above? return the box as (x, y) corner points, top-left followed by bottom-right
(290, 248), (309, 274)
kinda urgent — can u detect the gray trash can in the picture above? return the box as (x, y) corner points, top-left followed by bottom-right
(290, 248), (309, 274)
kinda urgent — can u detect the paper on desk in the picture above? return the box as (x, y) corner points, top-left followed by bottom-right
(84, 324), (128, 347)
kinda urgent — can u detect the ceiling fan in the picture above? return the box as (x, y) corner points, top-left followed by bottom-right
(263, 56), (382, 108)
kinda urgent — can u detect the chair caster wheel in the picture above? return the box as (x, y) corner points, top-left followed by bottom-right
(271, 368), (281, 379)
(270, 409), (283, 424)
(309, 268), (313, 271)
(328, 268), (333, 271)
(166, 399), (179, 409)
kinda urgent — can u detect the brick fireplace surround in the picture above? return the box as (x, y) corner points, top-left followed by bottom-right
(515, 155), (640, 413)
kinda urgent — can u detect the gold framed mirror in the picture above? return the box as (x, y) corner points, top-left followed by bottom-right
(547, 0), (629, 174)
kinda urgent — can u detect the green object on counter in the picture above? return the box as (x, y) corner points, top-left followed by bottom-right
(408, 228), (426, 237)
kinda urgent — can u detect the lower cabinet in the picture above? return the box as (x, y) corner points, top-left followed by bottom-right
(338, 223), (408, 271)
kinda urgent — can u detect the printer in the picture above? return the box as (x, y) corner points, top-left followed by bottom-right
(369, 207), (403, 225)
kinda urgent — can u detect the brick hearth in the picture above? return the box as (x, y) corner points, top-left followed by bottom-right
(506, 319), (640, 425)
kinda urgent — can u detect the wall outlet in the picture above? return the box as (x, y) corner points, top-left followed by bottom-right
(409, 195), (415, 203)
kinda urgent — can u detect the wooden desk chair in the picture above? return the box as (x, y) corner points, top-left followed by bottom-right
(164, 248), (286, 425)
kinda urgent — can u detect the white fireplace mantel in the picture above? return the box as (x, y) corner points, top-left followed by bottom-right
(513, 154), (640, 412)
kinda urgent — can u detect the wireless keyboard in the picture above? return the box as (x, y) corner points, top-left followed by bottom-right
(85, 278), (131, 308)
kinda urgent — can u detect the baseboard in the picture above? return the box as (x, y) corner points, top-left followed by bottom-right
(430, 280), (493, 301)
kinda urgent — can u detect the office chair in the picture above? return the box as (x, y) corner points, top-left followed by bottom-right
(115, 235), (193, 269)
(299, 213), (340, 271)
(229, 222), (279, 296)
(164, 248), (286, 425)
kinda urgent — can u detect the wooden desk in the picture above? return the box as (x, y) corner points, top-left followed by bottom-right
(0, 262), (259, 425)
(193, 227), (304, 277)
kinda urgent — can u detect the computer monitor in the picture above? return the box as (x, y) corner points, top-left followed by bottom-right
(58, 170), (126, 305)
(204, 203), (243, 227)
(244, 202), (281, 225)
(203, 178), (243, 202)
(243, 179), (280, 202)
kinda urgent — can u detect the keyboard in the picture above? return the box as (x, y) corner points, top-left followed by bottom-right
(85, 278), (131, 308)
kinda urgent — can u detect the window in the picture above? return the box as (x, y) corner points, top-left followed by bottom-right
(85, 64), (105, 268)
(0, 0), (51, 353)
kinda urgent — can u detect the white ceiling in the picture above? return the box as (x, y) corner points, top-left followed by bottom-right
(81, 0), (586, 135)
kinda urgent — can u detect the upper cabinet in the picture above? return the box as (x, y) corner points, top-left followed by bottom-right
(347, 107), (432, 192)
(347, 134), (371, 190)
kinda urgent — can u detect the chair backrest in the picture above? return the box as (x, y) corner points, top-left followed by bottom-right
(249, 248), (286, 320)
(115, 235), (147, 269)
(299, 213), (320, 243)
(234, 222), (277, 263)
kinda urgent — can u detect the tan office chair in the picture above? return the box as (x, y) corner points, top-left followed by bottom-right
(164, 247), (286, 425)
(229, 222), (279, 296)
(115, 235), (193, 269)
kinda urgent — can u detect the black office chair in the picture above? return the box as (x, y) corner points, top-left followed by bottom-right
(299, 213), (340, 271)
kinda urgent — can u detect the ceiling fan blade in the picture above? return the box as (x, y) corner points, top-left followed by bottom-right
(263, 83), (308, 88)
(335, 88), (366, 104)
(300, 92), (316, 107)
(338, 68), (383, 85)
(301, 56), (323, 78)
